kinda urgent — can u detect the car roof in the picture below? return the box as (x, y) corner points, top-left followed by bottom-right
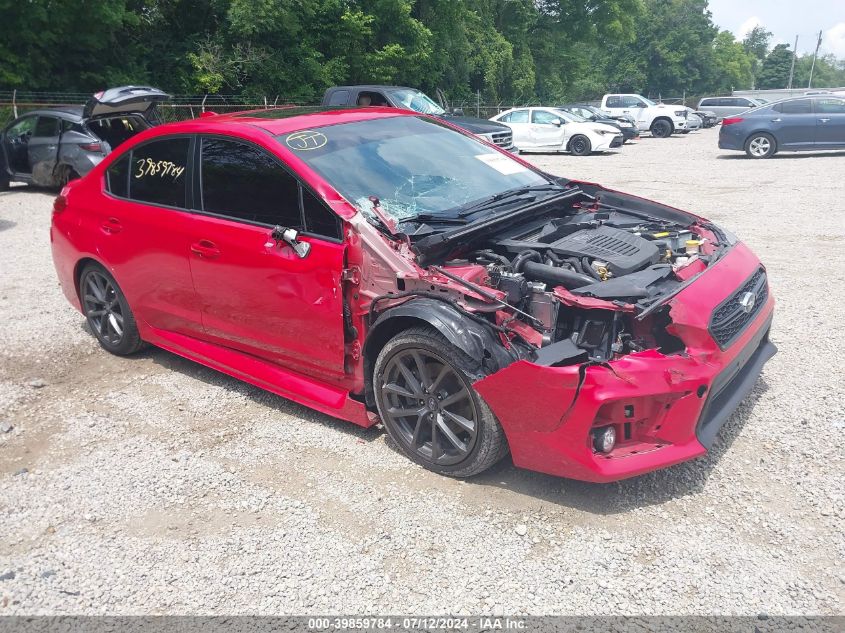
(14, 106), (84, 121)
(327, 85), (414, 92)
(153, 106), (411, 136)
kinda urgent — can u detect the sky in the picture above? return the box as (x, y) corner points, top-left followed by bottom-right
(707, 0), (845, 58)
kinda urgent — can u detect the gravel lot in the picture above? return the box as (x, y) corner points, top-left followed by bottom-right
(0, 129), (843, 615)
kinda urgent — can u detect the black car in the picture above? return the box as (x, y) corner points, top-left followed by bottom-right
(558, 103), (640, 142)
(0, 86), (169, 189)
(322, 85), (515, 151)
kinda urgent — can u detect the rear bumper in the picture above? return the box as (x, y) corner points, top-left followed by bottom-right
(474, 243), (776, 483)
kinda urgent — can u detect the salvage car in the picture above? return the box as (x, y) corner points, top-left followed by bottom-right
(556, 104), (639, 143)
(1, 86), (169, 189)
(491, 107), (623, 155)
(51, 107), (776, 482)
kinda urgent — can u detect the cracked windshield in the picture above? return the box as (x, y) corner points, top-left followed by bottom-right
(280, 116), (548, 226)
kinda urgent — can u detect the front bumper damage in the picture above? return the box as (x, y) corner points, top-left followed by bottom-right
(473, 242), (776, 483)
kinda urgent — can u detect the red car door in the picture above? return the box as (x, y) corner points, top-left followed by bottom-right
(93, 136), (204, 337)
(188, 136), (347, 381)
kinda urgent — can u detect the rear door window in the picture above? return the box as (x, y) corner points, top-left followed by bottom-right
(605, 96), (622, 108)
(129, 137), (190, 208)
(33, 116), (59, 137)
(775, 99), (813, 115)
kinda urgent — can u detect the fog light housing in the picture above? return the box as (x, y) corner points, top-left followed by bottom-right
(593, 426), (616, 453)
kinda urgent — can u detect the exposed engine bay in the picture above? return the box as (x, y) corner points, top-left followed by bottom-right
(392, 184), (728, 367)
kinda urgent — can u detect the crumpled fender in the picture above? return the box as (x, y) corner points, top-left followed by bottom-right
(365, 298), (521, 375)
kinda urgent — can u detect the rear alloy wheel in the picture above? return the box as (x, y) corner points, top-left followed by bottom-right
(650, 119), (673, 138)
(80, 265), (145, 355)
(374, 327), (508, 477)
(745, 133), (776, 159)
(568, 134), (592, 156)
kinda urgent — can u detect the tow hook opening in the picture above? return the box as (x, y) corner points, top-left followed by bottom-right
(592, 425), (617, 453)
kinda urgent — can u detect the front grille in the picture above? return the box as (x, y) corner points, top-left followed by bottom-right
(491, 131), (513, 147)
(709, 268), (768, 349)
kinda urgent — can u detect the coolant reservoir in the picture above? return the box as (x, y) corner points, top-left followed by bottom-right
(685, 240), (702, 255)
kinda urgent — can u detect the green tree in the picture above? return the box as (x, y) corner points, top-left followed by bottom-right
(708, 30), (754, 94)
(757, 43), (794, 89)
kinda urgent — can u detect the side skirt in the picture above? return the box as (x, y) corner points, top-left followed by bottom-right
(144, 325), (377, 428)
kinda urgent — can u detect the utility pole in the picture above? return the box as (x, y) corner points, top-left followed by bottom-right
(787, 35), (799, 90)
(808, 30), (823, 88)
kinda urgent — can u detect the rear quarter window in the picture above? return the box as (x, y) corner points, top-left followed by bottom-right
(106, 154), (130, 198)
(129, 137), (190, 208)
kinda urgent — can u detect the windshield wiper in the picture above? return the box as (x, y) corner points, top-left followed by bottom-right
(456, 184), (566, 217)
(404, 213), (468, 225)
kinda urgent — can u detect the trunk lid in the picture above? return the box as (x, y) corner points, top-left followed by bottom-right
(83, 86), (170, 120)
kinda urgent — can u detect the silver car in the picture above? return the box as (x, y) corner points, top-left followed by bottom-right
(1, 86), (169, 189)
(697, 96), (764, 118)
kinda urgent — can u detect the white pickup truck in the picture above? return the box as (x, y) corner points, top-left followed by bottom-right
(600, 94), (689, 138)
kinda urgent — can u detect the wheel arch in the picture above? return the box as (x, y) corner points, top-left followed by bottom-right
(362, 298), (516, 407)
(651, 116), (674, 132)
(73, 256), (110, 303)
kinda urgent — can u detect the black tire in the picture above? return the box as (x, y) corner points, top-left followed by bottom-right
(744, 132), (777, 159)
(373, 326), (509, 477)
(568, 134), (592, 156)
(59, 166), (80, 187)
(79, 264), (146, 356)
(650, 118), (673, 138)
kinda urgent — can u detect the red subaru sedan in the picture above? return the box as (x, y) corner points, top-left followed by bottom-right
(50, 107), (775, 482)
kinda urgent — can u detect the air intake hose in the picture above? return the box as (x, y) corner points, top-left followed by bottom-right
(512, 250), (595, 289)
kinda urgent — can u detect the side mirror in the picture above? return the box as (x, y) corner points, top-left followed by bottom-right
(271, 225), (311, 259)
(451, 107), (464, 116)
(637, 102), (647, 108)
(553, 119), (563, 127)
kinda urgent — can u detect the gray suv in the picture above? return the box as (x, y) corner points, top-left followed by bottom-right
(697, 96), (764, 118)
(1, 86), (168, 189)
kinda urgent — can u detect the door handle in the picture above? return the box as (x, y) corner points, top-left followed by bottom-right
(771, 118), (782, 122)
(190, 240), (220, 259)
(819, 118), (831, 123)
(100, 217), (122, 234)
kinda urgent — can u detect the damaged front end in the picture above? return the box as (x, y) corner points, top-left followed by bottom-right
(358, 180), (776, 482)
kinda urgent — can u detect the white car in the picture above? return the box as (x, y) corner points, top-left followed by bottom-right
(600, 94), (689, 138)
(490, 107), (624, 155)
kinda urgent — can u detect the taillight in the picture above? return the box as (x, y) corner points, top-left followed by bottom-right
(78, 142), (102, 152)
(53, 186), (71, 214)
(721, 117), (744, 126)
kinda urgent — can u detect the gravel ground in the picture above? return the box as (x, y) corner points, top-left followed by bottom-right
(0, 128), (843, 615)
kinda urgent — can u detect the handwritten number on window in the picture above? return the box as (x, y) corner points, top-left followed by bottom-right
(134, 158), (185, 181)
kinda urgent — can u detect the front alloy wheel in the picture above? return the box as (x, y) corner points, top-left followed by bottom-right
(374, 327), (508, 477)
(651, 119), (673, 138)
